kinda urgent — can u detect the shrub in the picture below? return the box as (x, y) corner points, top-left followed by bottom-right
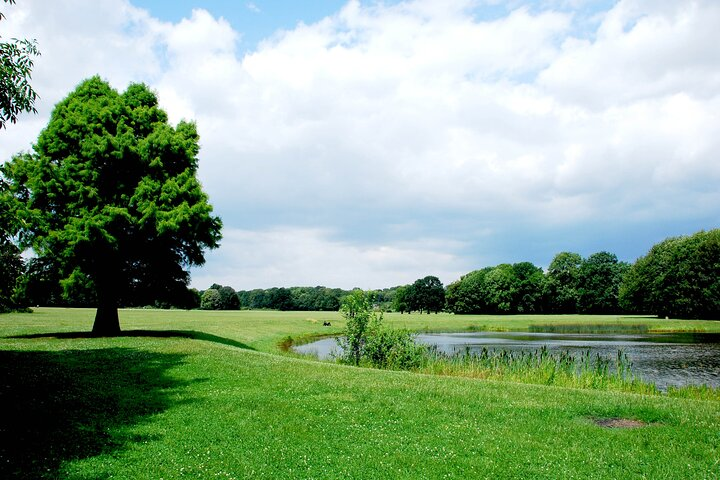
(363, 325), (427, 370)
(200, 288), (222, 310)
(337, 290), (426, 369)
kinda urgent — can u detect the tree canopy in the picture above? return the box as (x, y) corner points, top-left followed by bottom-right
(1, 76), (222, 333)
(408, 275), (445, 314)
(619, 229), (720, 319)
(445, 254), (629, 315)
(545, 252), (582, 313)
(576, 252), (629, 314)
(200, 288), (222, 310)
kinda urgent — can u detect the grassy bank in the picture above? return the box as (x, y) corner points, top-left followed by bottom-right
(1, 308), (720, 478)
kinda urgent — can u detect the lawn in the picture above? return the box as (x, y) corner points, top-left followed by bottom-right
(1, 308), (719, 479)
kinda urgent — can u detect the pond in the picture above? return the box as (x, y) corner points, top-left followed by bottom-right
(293, 331), (720, 391)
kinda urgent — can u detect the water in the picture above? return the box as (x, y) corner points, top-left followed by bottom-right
(293, 331), (720, 390)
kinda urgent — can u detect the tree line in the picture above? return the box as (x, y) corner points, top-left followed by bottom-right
(200, 285), (397, 312)
(3, 223), (718, 320)
(445, 230), (719, 319)
(148, 229), (720, 320)
(446, 252), (628, 315)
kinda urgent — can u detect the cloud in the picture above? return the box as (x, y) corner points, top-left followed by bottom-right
(2, 0), (719, 289)
(538, 0), (720, 109)
(0, 0), (166, 156)
(191, 228), (470, 290)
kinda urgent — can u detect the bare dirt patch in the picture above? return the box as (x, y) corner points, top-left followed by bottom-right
(592, 417), (648, 429)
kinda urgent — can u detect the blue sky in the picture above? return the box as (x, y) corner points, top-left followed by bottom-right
(131, 0), (617, 51)
(132, 0), (352, 52)
(2, 0), (719, 290)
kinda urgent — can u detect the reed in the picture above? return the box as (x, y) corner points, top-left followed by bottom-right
(415, 346), (659, 394)
(528, 323), (649, 334)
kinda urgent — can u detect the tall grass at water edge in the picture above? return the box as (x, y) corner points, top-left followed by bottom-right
(339, 335), (720, 399)
(528, 323), (649, 334)
(417, 346), (659, 395)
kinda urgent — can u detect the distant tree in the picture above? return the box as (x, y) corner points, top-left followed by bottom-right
(2, 77), (222, 334)
(0, 236), (23, 312)
(545, 252), (582, 313)
(0, 175), (25, 311)
(620, 230), (720, 319)
(483, 265), (518, 314)
(240, 289), (262, 309)
(1, 0), (40, 128)
(576, 252), (629, 314)
(512, 262), (546, 313)
(447, 262), (549, 314)
(187, 288), (202, 309)
(290, 287), (310, 311)
(211, 284), (239, 310)
(251, 289), (271, 309)
(392, 285), (411, 313)
(269, 287), (293, 311)
(410, 276), (444, 313)
(14, 257), (60, 306)
(317, 287), (342, 311)
(200, 288), (222, 310)
(444, 280), (461, 313)
(445, 267), (492, 314)
(237, 286), (344, 311)
(289, 286), (343, 311)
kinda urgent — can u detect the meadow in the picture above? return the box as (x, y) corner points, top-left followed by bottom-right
(1, 308), (719, 479)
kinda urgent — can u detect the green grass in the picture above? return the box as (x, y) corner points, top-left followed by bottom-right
(2, 308), (720, 478)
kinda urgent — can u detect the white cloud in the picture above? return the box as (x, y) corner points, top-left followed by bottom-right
(191, 228), (469, 290)
(0, 0), (166, 157)
(538, 0), (720, 109)
(2, 0), (719, 288)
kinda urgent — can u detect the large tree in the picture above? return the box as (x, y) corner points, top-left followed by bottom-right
(619, 230), (720, 319)
(1, 0), (40, 128)
(409, 275), (445, 314)
(392, 285), (411, 313)
(512, 262), (546, 314)
(445, 267), (492, 314)
(545, 252), (582, 313)
(576, 251), (629, 314)
(2, 76), (222, 334)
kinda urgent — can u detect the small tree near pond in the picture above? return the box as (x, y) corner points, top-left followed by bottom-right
(338, 290), (426, 369)
(338, 290), (376, 366)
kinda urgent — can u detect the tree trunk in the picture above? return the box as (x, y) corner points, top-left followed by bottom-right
(92, 301), (120, 336)
(92, 277), (121, 336)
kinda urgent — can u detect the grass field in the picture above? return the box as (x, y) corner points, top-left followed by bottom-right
(1, 308), (720, 478)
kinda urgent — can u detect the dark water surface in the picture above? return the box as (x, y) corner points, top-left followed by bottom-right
(293, 332), (720, 390)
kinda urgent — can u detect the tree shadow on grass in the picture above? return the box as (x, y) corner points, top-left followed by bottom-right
(11, 330), (255, 351)
(0, 347), (197, 479)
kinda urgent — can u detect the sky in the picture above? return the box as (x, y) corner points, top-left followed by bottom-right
(1, 0), (719, 290)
